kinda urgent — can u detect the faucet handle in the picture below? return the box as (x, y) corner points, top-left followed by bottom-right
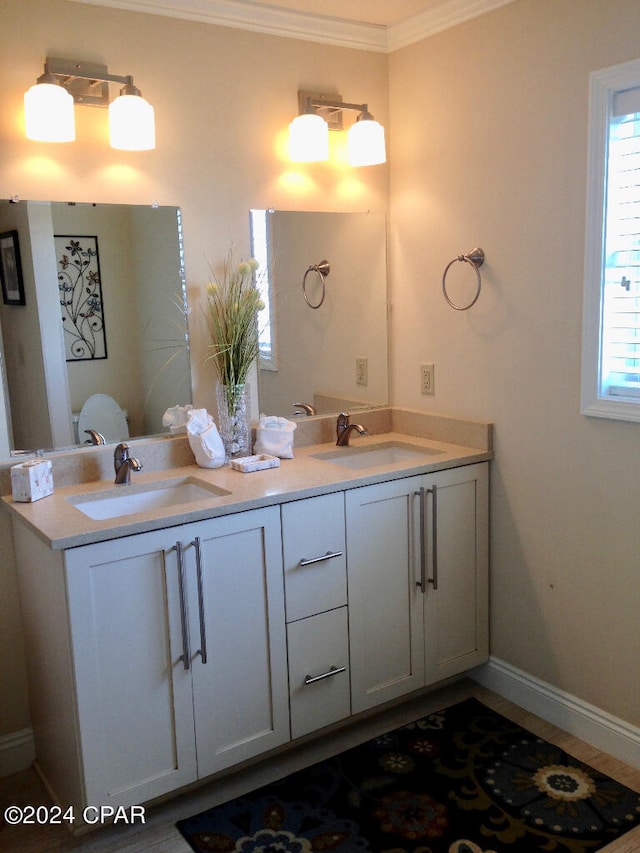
(336, 412), (350, 437)
(114, 442), (130, 474)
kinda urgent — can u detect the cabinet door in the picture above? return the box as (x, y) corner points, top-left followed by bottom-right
(422, 463), (489, 683)
(282, 492), (347, 622)
(186, 506), (290, 777)
(346, 477), (425, 713)
(65, 529), (197, 808)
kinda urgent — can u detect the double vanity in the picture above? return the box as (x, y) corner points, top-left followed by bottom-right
(3, 409), (492, 827)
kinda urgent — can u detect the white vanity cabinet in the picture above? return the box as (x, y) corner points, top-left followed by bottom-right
(346, 462), (489, 713)
(281, 493), (351, 739)
(13, 505), (289, 811)
(10, 445), (490, 817)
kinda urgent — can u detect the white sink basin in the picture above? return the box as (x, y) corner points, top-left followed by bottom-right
(67, 476), (230, 521)
(312, 441), (444, 469)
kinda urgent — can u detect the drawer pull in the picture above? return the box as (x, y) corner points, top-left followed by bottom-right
(304, 665), (346, 685)
(299, 550), (343, 567)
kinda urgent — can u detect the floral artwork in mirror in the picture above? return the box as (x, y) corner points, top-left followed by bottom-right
(55, 235), (107, 361)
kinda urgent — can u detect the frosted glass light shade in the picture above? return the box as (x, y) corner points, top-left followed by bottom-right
(24, 83), (75, 142)
(109, 94), (155, 151)
(348, 118), (386, 166)
(288, 112), (329, 162)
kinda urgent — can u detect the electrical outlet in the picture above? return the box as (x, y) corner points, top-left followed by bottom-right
(421, 363), (435, 395)
(356, 356), (368, 386)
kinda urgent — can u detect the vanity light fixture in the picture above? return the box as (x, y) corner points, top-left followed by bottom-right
(24, 58), (155, 151)
(289, 91), (386, 167)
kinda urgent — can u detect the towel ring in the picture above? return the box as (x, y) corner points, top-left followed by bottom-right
(442, 247), (485, 311)
(303, 260), (330, 309)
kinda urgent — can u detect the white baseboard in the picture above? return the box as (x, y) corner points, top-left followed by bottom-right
(0, 727), (35, 777)
(471, 656), (640, 770)
(2, 661), (639, 777)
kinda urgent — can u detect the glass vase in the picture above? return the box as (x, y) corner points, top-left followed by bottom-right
(216, 382), (251, 461)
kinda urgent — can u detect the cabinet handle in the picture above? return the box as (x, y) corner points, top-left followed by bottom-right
(415, 488), (426, 593)
(193, 537), (208, 665)
(428, 484), (438, 590)
(299, 550), (343, 567)
(175, 541), (191, 670)
(415, 486), (438, 591)
(303, 665), (346, 685)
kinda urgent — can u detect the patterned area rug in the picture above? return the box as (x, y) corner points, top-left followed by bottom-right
(177, 698), (640, 853)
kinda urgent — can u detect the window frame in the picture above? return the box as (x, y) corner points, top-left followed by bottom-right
(249, 208), (277, 373)
(582, 58), (640, 422)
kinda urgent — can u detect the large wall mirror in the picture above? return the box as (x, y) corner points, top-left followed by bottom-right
(0, 204), (389, 462)
(251, 209), (389, 418)
(0, 200), (191, 460)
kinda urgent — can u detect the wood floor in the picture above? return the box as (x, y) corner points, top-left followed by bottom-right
(1, 680), (639, 852)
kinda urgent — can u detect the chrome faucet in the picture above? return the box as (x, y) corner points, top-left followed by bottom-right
(114, 442), (143, 484)
(336, 412), (368, 446)
(293, 402), (317, 416)
(84, 429), (106, 445)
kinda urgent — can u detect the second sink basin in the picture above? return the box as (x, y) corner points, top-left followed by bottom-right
(67, 476), (230, 520)
(312, 441), (444, 469)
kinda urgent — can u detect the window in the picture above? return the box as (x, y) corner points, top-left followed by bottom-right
(582, 59), (640, 421)
(249, 208), (276, 370)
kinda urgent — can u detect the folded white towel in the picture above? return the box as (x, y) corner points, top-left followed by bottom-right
(254, 414), (297, 458)
(186, 409), (226, 468)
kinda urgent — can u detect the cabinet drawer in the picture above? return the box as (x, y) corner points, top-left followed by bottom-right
(287, 607), (350, 740)
(281, 493), (347, 622)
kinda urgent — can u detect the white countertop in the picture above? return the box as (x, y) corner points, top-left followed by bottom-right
(2, 432), (492, 550)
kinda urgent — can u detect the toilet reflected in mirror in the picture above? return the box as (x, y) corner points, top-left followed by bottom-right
(75, 393), (130, 444)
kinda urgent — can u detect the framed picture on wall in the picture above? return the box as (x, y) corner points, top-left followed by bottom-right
(55, 234), (107, 361)
(0, 230), (25, 306)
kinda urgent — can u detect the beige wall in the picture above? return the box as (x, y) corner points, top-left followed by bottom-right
(389, 0), (640, 726)
(1, 0), (640, 752)
(0, 0), (389, 415)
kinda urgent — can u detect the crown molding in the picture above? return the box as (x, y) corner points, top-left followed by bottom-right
(388, 0), (517, 50)
(68, 0), (516, 52)
(67, 0), (388, 50)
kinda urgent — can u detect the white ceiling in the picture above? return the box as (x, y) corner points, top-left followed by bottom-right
(70, 0), (516, 51)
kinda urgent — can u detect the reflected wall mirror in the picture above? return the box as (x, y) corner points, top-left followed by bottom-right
(0, 200), (191, 459)
(250, 209), (388, 419)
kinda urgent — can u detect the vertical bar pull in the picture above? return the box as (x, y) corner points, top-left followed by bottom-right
(175, 541), (191, 670)
(428, 484), (438, 590)
(415, 487), (426, 593)
(193, 536), (208, 665)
